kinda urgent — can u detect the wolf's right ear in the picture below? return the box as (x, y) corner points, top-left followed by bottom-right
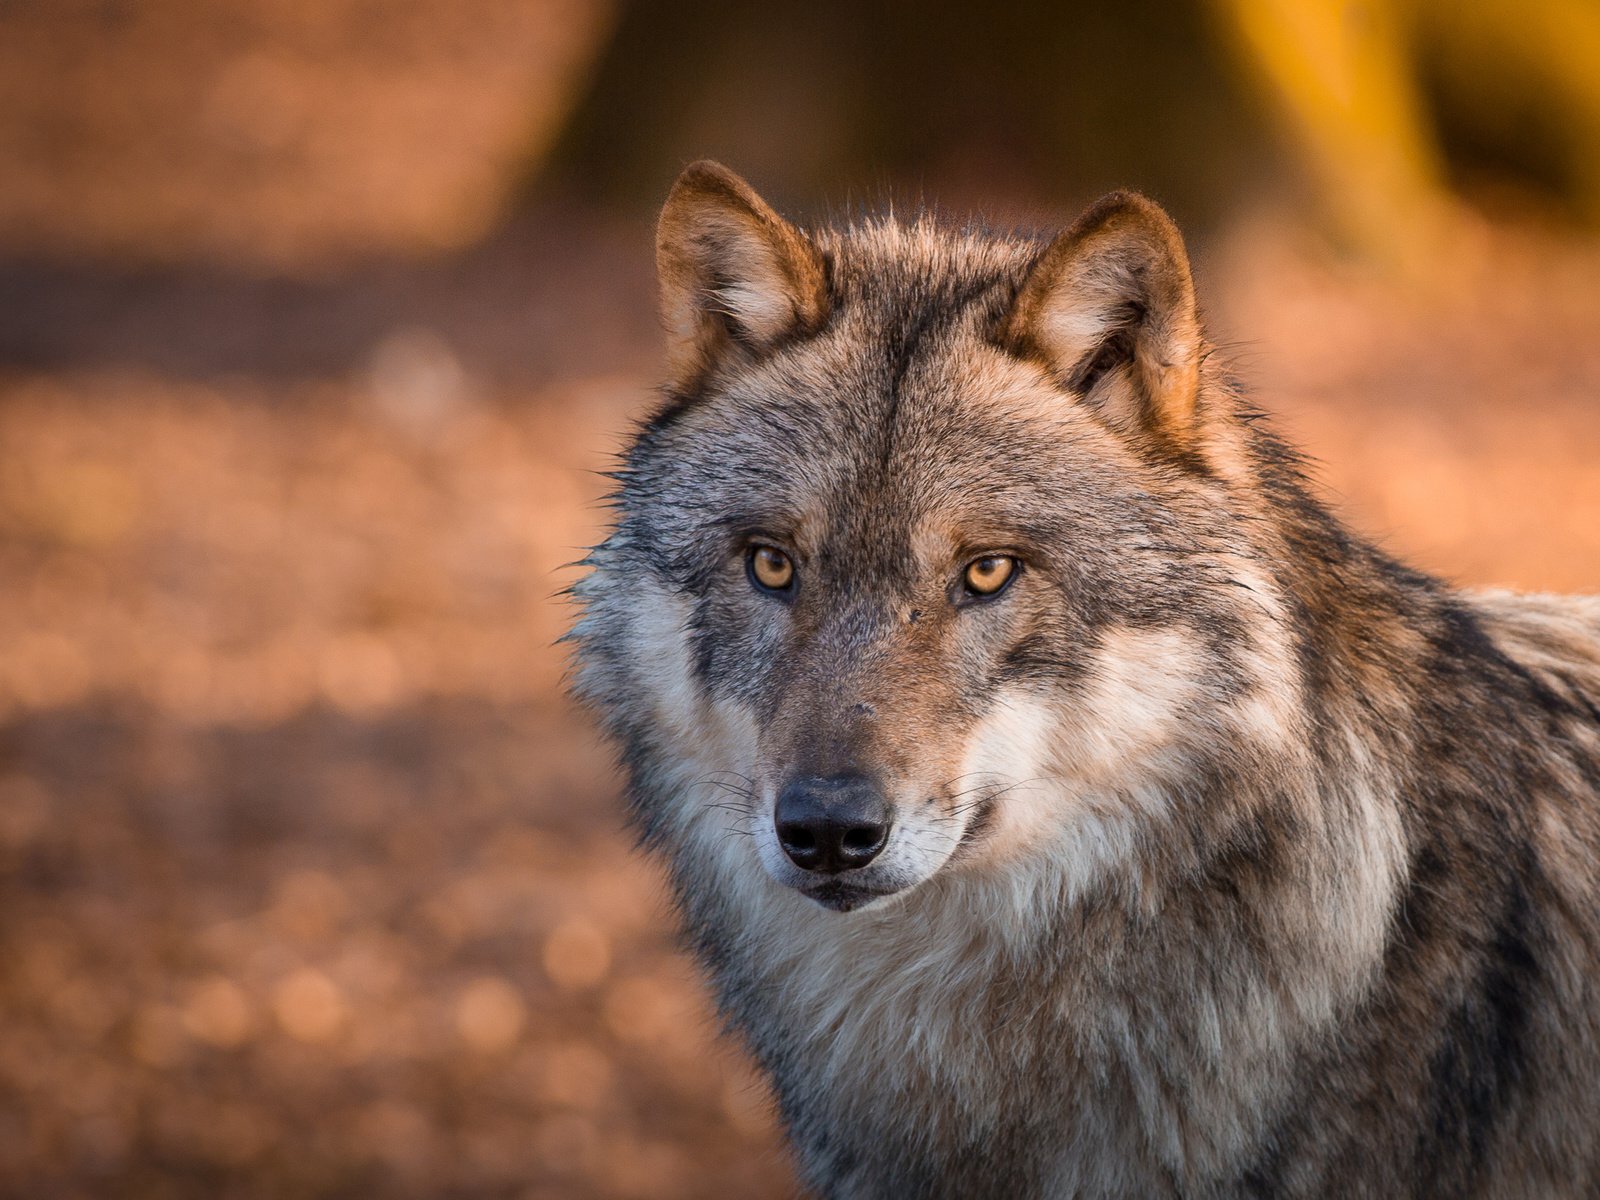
(656, 161), (829, 386)
(999, 192), (1204, 460)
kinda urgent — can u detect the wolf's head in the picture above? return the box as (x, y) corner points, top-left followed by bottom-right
(574, 163), (1302, 915)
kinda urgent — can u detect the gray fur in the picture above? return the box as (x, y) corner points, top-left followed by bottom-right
(568, 164), (1600, 1198)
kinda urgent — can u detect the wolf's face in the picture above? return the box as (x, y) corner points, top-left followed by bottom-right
(579, 164), (1288, 914)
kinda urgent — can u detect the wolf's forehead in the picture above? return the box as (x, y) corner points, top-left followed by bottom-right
(678, 368), (1081, 552)
(819, 217), (1039, 303)
(645, 220), (1108, 541)
(708, 221), (1056, 449)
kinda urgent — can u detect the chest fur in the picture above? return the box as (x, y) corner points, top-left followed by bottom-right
(677, 849), (1326, 1198)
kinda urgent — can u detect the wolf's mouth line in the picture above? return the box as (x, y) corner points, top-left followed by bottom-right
(799, 879), (897, 913)
(800, 878), (893, 898)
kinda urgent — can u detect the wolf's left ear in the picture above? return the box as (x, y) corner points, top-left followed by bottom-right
(999, 192), (1203, 457)
(656, 161), (830, 386)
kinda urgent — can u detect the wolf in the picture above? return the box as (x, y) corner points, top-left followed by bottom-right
(568, 160), (1600, 1198)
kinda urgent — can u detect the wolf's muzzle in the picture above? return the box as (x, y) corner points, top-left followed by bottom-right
(774, 775), (891, 873)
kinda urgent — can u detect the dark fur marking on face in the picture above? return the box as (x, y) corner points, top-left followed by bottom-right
(997, 631), (1090, 686)
(637, 388), (700, 442)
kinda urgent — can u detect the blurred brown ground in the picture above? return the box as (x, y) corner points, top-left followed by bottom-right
(1, 3), (1598, 1199)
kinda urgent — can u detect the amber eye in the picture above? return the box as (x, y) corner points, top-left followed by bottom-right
(962, 555), (1018, 598)
(748, 545), (795, 593)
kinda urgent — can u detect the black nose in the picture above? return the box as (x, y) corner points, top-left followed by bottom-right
(775, 775), (891, 873)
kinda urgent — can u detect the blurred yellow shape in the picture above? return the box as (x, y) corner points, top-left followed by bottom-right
(1429, 0), (1600, 220)
(1213, 0), (1600, 267)
(1211, 0), (1448, 268)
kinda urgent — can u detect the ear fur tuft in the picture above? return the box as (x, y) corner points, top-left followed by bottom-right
(1000, 191), (1204, 457)
(656, 161), (829, 386)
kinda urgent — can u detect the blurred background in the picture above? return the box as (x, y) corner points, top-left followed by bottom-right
(1, 1), (1597, 1196)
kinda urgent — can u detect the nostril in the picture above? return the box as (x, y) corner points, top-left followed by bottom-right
(841, 826), (884, 853)
(836, 821), (888, 869)
(778, 824), (817, 853)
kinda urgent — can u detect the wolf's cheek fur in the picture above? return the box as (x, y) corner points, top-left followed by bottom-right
(1059, 625), (1206, 784)
(633, 587), (750, 759)
(611, 580), (762, 832)
(954, 628), (1202, 884)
